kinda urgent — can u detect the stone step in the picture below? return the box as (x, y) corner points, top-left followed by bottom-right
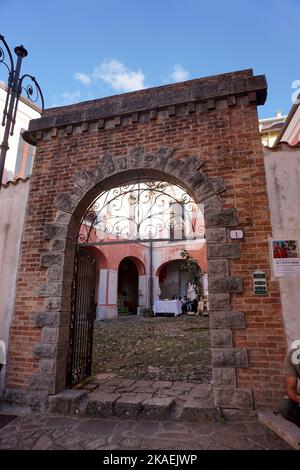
(47, 388), (218, 423)
(258, 410), (300, 451)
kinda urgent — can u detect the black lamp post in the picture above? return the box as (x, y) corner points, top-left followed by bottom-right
(0, 34), (44, 188)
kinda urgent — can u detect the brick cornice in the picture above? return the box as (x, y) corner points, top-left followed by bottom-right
(23, 69), (267, 144)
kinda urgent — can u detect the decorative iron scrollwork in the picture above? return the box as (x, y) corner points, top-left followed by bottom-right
(78, 178), (205, 245)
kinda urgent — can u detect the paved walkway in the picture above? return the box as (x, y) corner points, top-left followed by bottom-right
(0, 414), (292, 450)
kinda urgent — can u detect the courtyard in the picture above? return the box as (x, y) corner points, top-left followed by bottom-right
(92, 315), (211, 383)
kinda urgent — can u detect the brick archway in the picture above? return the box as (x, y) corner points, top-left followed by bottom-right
(17, 150), (251, 411)
(4, 70), (286, 415)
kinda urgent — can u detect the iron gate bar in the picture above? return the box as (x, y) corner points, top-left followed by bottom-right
(78, 236), (203, 247)
(67, 248), (96, 386)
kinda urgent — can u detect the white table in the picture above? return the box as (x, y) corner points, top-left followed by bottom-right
(153, 300), (182, 317)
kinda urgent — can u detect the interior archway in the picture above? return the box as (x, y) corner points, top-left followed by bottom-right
(118, 257), (139, 315)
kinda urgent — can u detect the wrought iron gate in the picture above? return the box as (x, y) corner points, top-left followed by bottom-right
(67, 248), (96, 386)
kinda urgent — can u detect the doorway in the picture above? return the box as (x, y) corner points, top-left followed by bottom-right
(118, 257), (139, 315)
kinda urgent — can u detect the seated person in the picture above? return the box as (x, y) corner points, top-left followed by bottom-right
(279, 346), (300, 428)
(181, 296), (188, 314)
(191, 298), (198, 313)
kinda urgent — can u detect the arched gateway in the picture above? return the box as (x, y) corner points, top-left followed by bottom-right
(4, 69), (287, 415)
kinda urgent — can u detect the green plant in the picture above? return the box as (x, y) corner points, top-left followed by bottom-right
(180, 249), (202, 300)
(144, 308), (154, 317)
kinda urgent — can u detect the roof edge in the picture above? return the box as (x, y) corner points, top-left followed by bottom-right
(24, 69), (267, 144)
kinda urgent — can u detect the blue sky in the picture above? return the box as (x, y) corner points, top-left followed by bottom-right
(0, 0), (299, 118)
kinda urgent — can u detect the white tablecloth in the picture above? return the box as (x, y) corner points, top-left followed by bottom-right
(153, 300), (182, 316)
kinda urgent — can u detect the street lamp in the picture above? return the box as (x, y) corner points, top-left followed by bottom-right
(0, 34), (44, 188)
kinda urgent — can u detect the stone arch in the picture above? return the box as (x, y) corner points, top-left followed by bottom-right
(85, 246), (108, 269)
(156, 258), (184, 277)
(37, 145), (251, 411)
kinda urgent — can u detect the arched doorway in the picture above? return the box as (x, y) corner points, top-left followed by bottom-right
(158, 259), (192, 300)
(118, 257), (139, 315)
(68, 174), (206, 384)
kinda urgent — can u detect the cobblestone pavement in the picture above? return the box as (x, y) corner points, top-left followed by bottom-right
(92, 315), (211, 383)
(0, 414), (292, 450)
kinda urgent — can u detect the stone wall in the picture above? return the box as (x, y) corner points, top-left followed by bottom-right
(4, 69), (287, 412)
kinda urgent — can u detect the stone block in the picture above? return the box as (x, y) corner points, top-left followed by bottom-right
(189, 383), (212, 399)
(75, 169), (95, 191)
(115, 395), (143, 419)
(179, 398), (218, 422)
(164, 158), (183, 174)
(206, 228), (227, 243)
(176, 155), (201, 176)
(48, 389), (88, 415)
(129, 146), (144, 168)
(184, 170), (207, 189)
(44, 296), (71, 312)
(42, 327), (59, 343)
(208, 275), (243, 293)
(207, 258), (228, 275)
(33, 312), (60, 328)
(212, 348), (249, 368)
(44, 224), (68, 240)
(258, 410), (300, 451)
(47, 266), (64, 281)
(141, 152), (155, 168)
(87, 392), (120, 418)
(41, 253), (64, 267)
(37, 281), (62, 297)
(49, 239), (67, 253)
(153, 146), (175, 170)
(203, 196), (222, 213)
(209, 311), (246, 329)
(212, 367), (236, 387)
(209, 176), (227, 194)
(30, 373), (56, 393)
(211, 329), (233, 347)
(207, 243), (240, 259)
(205, 208), (238, 227)
(4, 388), (48, 413)
(39, 358), (56, 374)
(33, 343), (57, 359)
(208, 293), (230, 310)
(70, 185), (85, 202)
(94, 166), (104, 182)
(53, 193), (76, 214)
(101, 153), (116, 176)
(213, 387), (254, 410)
(55, 210), (72, 225)
(140, 397), (175, 420)
(116, 156), (128, 172)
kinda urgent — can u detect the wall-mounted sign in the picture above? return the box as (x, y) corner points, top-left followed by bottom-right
(271, 239), (300, 277)
(253, 271), (268, 295)
(229, 229), (244, 240)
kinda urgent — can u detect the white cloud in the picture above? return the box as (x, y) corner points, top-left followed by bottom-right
(74, 72), (92, 86)
(169, 64), (189, 83)
(50, 90), (81, 107)
(92, 59), (145, 92)
(61, 90), (81, 103)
